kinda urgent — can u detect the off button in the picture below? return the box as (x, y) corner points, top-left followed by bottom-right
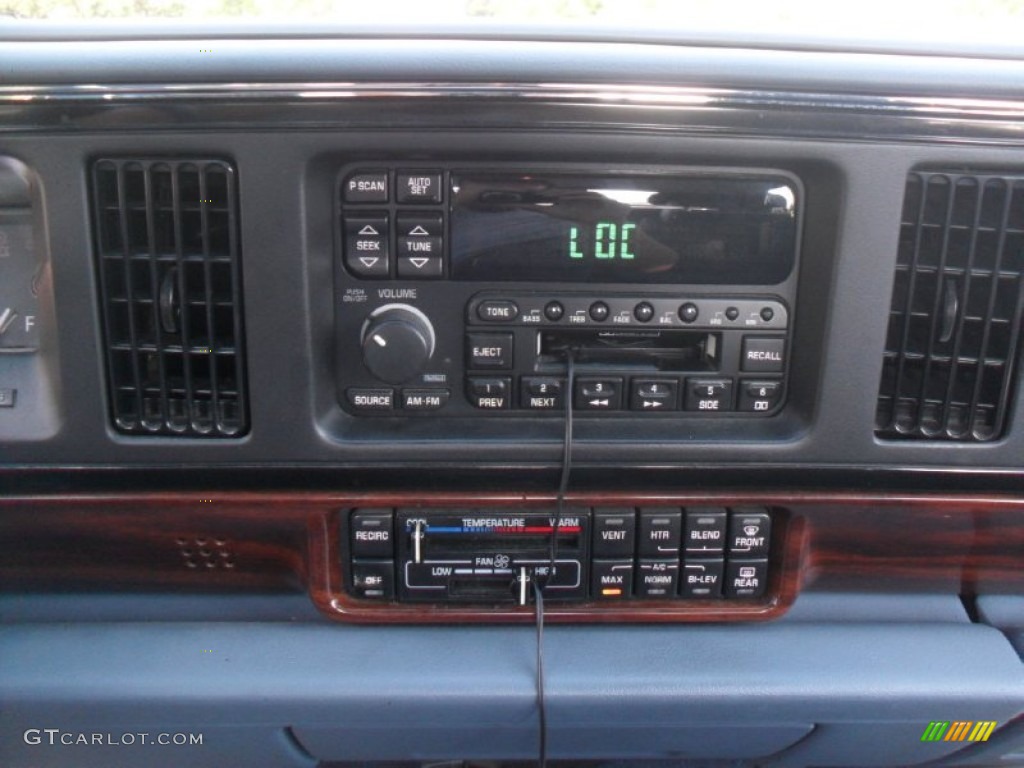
(476, 300), (519, 322)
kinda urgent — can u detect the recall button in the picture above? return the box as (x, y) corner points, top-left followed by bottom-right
(741, 337), (786, 373)
(466, 333), (514, 370)
(476, 300), (519, 322)
(347, 387), (394, 411)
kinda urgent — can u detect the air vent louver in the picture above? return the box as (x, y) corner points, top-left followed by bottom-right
(92, 158), (248, 437)
(876, 171), (1024, 441)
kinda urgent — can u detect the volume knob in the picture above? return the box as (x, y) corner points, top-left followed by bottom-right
(360, 304), (436, 385)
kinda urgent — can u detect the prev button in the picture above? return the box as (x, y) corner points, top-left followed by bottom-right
(466, 376), (511, 409)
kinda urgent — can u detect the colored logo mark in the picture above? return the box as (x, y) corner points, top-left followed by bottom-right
(921, 721), (998, 742)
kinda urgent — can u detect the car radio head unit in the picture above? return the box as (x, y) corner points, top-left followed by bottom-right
(334, 164), (801, 419)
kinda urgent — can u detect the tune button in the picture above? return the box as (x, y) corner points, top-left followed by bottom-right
(679, 303), (699, 323)
(589, 301), (610, 322)
(544, 301), (565, 322)
(633, 302), (655, 323)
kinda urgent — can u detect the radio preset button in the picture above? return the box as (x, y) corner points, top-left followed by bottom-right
(739, 380), (784, 412)
(344, 214), (390, 277)
(575, 378), (623, 410)
(343, 170), (388, 203)
(592, 508), (636, 557)
(477, 300), (519, 322)
(544, 301), (565, 321)
(741, 337), (786, 373)
(589, 301), (610, 322)
(521, 377), (564, 410)
(630, 379), (678, 411)
(466, 333), (514, 370)
(466, 376), (511, 409)
(351, 510), (395, 558)
(679, 302), (699, 323)
(685, 379), (734, 412)
(633, 302), (655, 323)
(396, 171), (442, 204)
(638, 509), (683, 557)
(592, 560), (634, 599)
(637, 560), (680, 599)
(402, 389), (450, 411)
(725, 559), (768, 598)
(681, 558), (724, 598)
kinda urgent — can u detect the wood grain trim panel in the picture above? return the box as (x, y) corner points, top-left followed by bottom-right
(0, 491), (1021, 623)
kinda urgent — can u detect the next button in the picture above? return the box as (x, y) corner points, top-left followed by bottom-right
(741, 337), (786, 373)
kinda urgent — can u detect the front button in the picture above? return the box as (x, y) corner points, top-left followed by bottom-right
(575, 377), (623, 410)
(347, 387), (394, 411)
(350, 510), (395, 558)
(466, 376), (511, 410)
(742, 337), (786, 373)
(728, 508), (772, 556)
(466, 333), (513, 370)
(344, 214), (390, 277)
(589, 301), (610, 322)
(592, 508), (636, 558)
(477, 300), (519, 322)
(396, 171), (443, 204)
(685, 378), (734, 412)
(592, 560), (634, 599)
(684, 507), (728, 555)
(521, 377), (564, 410)
(725, 559), (768, 598)
(351, 559), (395, 599)
(630, 379), (678, 411)
(681, 558), (724, 598)
(402, 389), (450, 411)
(638, 509), (682, 557)
(637, 560), (680, 599)
(343, 170), (388, 203)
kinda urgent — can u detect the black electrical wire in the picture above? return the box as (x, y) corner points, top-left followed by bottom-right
(534, 349), (576, 768)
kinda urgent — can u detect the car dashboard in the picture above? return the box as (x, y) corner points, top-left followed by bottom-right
(0, 27), (1023, 768)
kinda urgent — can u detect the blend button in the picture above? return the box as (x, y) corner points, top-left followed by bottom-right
(684, 507), (728, 554)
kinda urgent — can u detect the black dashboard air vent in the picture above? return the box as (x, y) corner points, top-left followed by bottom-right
(876, 171), (1024, 441)
(92, 158), (248, 437)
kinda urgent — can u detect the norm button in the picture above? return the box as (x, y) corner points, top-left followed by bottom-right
(728, 508), (772, 556)
(344, 215), (390, 277)
(343, 170), (388, 203)
(397, 171), (443, 204)
(466, 333), (513, 370)
(351, 510), (395, 558)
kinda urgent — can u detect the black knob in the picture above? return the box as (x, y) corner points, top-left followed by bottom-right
(361, 304), (436, 384)
(679, 303), (699, 323)
(634, 302), (655, 323)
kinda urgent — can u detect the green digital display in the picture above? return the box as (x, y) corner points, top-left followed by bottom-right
(568, 222), (636, 260)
